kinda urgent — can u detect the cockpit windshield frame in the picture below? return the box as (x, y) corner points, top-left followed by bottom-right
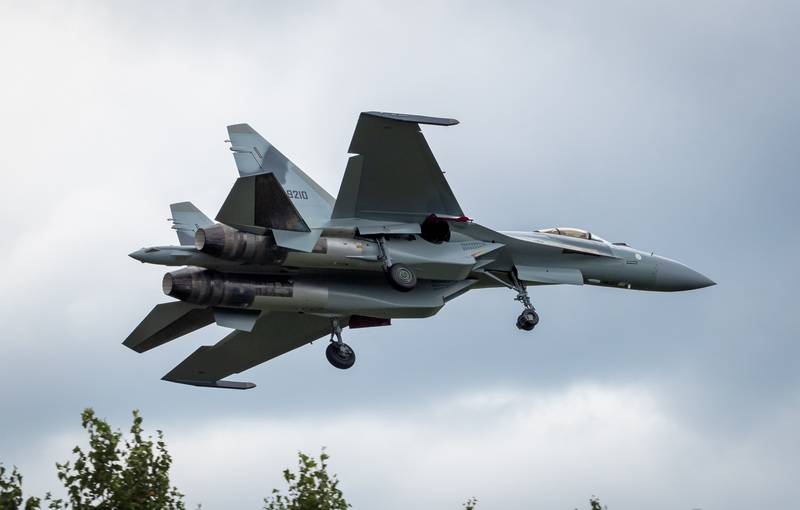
(536, 227), (607, 243)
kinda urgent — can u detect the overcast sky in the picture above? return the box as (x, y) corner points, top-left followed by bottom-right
(1, 1), (798, 508)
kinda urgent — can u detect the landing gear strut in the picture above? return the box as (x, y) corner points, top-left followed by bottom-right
(377, 237), (417, 292)
(511, 271), (539, 331)
(326, 318), (355, 369)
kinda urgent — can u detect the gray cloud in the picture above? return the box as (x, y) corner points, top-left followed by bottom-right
(1, 1), (798, 508)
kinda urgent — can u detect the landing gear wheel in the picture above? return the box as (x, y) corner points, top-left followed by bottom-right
(387, 264), (417, 292)
(326, 342), (356, 369)
(516, 309), (539, 331)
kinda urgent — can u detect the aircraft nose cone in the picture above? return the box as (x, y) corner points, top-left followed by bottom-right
(129, 248), (147, 262)
(655, 257), (715, 291)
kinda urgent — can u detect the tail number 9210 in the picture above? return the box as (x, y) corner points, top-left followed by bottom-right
(286, 189), (309, 200)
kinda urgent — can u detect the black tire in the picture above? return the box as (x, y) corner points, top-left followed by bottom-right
(388, 264), (417, 292)
(326, 342), (356, 369)
(516, 309), (539, 331)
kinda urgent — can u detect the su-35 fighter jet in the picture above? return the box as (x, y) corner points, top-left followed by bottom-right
(125, 111), (715, 389)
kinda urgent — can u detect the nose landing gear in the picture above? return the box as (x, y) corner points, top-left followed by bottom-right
(326, 318), (356, 369)
(511, 271), (539, 331)
(478, 268), (541, 331)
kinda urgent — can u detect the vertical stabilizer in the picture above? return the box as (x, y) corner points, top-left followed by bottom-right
(226, 124), (334, 228)
(170, 202), (214, 246)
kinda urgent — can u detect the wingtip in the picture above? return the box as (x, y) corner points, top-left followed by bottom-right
(227, 123), (256, 134)
(169, 201), (197, 212)
(162, 377), (257, 390)
(362, 111), (459, 126)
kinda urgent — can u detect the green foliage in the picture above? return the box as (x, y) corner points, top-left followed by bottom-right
(590, 495), (606, 510)
(578, 495), (606, 510)
(0, 464), (40, 510)
(46, 408), (185, 510)
(263, 449), (350, 510)
(2, 407), (610, 510)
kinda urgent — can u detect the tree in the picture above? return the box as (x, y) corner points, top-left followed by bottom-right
(47, 408), (185, 509)
(263, 449), (350, 510)
(589, 495), (606, 510)
(0, 464), (40, 510)
(2, 407), (609, 509)
(576, 496), (607, 510)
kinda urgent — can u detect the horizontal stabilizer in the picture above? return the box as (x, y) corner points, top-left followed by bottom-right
(170, 202), (214, 246)
(161, 312), (333, 387)
(124, 302), (214, 353)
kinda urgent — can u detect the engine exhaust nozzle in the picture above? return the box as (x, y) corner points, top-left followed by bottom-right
(195, 223), (279, 262)
(162, 268), (293, 307)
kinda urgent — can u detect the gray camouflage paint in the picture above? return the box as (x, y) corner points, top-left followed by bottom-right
(126, 112), (714, 389)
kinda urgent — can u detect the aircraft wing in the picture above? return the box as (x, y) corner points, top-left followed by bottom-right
(162, 312), (334, 389)
(331, 111), (463, 224)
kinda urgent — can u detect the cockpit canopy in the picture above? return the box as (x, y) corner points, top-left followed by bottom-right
(536, 227), (607, 243)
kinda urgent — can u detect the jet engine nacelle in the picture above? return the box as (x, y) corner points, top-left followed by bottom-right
(161, 268), (457, 318)
(195, 224), (279, 262)
(162, 267), (293, 307)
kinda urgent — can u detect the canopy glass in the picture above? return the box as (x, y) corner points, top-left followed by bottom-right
(536, 227), (607, 243)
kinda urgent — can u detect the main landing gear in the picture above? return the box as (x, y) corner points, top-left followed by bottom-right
(326, 318), (356, 369)
(511, 271), (539, 331)
(377, 237), (417, 292)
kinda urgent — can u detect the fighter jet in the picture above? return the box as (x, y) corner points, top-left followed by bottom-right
(125, 111), (715, 389)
